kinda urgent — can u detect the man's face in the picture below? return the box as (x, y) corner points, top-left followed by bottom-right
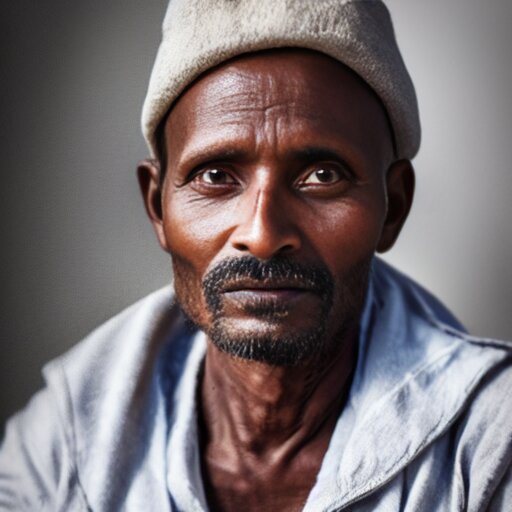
(141, 50), (412, 365)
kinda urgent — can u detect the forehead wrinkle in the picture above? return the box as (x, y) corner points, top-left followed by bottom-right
(168, 53), (395, 172)
(180, 63), (338, 141)
(193, 88), (306, 163)
(196, 65), (307, 114)
(178, 98), (362, 169)
(196, 86), (296, 123)
(254, 102), (295, 160)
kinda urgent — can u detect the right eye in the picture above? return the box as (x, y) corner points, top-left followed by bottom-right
(193, 168), (237, 185)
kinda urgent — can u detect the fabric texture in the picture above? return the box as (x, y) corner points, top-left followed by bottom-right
(1, 258), (512, 511)
(141, 0), (421, 160)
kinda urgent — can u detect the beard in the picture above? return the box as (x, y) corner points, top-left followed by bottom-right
(174, 254), (372, 367)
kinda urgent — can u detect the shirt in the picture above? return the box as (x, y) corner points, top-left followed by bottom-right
(1, 258), (511, 511)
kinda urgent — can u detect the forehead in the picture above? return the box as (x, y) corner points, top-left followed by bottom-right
(165, 49), (394, 167)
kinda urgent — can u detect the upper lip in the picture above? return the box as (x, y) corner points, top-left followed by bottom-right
(220, 278), (314, 293)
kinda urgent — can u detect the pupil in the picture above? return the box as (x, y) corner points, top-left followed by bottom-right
(209, 170), (223, 182)
(317, 169), (332, 182)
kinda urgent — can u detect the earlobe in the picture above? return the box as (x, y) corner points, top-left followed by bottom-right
(137, 159), (169, 251)
(377, 159), (415, 253)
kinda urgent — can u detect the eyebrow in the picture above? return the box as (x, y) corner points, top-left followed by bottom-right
(288, 147), (349, 165)
(178, 147), (247, 169)
(179, 145), (350, 169)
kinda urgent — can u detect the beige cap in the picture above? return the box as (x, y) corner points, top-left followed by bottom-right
(142, 0), (420, 159)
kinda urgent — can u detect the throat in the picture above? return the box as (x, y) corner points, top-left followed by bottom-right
(197, 334), (357, 511)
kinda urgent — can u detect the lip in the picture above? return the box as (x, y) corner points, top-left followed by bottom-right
(220, 278), (315, 294)
(222, 288), (309, 302)
(219, 279), (320, 310)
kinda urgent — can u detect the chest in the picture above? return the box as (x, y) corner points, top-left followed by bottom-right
(202, 463), (319, 512)
(198, 433), (339, 512)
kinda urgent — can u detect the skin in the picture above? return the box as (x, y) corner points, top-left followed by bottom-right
(138, 49), (414, 512)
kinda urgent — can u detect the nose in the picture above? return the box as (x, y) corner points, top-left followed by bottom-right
(230, 184), (301, 260)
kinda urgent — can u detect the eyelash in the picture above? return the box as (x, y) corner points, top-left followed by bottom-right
(185, 166), (237, 187)
(299, 164), (354, 186)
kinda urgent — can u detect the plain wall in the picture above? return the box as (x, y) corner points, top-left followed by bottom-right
(1, 0), (511, 430)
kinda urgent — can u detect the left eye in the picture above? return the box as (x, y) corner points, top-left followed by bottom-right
(302, 167), (342, 185)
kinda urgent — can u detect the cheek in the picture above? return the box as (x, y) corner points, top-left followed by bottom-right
(170, 252), (211, 328)
(162, 191), (234, 269)
(306, 199), (383, 332)
(161, 192), (238, 323)
(305, 193), (387, 274)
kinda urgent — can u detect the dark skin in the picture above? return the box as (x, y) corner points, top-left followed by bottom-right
(138, 50), (414, 512)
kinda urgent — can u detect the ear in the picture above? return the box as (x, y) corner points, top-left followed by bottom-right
(137, 158), (169, 252)
(377, 159), (415, 253)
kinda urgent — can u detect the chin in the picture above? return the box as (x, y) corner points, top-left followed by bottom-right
(207, 313), (343, 366)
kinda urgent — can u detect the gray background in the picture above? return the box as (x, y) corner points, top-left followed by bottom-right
(1, 0), (511, 431)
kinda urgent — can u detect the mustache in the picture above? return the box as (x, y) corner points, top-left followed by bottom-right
(202, 256), (334, 298)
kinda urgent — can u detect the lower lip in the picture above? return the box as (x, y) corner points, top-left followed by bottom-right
(222, 289), (311, 302)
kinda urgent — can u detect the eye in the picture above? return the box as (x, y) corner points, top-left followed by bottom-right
(301, 166), (343, 185)
(194, 168), (236, 185)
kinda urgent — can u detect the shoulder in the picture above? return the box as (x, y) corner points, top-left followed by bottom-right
(374, 259), (512, 505)
(371, 257), (466, 331)
(365, 258), (512, 454)
(52, 285), (178, 377)
(40, 285), (195, 454)
(370, 258), (512, 397)
(0, 287), (196, 509)
(354, 259), (512, 509)
(37, 286), (181, 432)
(454, 356), (512, 509)
(371, 257), (512, 352)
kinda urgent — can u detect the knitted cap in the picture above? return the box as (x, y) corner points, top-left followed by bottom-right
(142, 0), (420, 159)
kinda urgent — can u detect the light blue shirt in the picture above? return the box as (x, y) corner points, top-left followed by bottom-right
(1, 258), (512, 511)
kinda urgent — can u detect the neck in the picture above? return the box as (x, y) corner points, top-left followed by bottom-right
(199, 329), (358, 463)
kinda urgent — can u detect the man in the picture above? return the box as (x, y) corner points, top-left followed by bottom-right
(1, 0), (511, 510)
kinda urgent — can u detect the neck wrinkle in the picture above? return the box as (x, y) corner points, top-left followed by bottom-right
(199, 329), (358, 464)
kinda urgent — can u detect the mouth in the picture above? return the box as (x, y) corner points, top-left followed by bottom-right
(219, 279), (321, 311)
(201, 256), (334, 321)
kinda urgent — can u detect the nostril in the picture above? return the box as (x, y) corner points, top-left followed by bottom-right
(230, 224), (302, 258)
(276, 243), (295, 255)
(233, 242), (250, 252)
